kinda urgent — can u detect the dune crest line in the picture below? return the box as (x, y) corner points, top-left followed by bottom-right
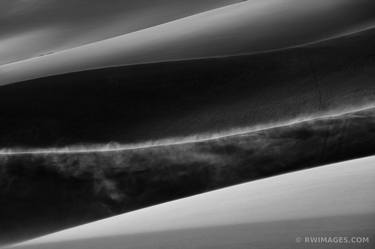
(1, 104), (375, 156)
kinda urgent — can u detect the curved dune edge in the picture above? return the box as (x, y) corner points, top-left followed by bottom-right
(1, 0), (374, 85)
(0, 0), (241, 66)
(7, 155), (375, 248)
(1, 103), (375, 156)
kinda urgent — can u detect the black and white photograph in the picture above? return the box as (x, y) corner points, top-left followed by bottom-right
(0, 0), (375, 248)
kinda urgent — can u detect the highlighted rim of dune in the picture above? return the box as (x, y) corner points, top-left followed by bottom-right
(1, 103), (375, 156)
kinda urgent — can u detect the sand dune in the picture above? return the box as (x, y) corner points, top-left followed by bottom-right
(0, 0), (239, 65)
(1, 27), (375, 148)
(2, 106), (375, 245)
(1, 0), (374, 85)
(6, 156), (375, 249)
(1, 1), (374, 248)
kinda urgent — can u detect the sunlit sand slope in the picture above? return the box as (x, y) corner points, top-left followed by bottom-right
(1, 0), (374, 85)
(0, 0), (239, 65)
(7, 156), (375, 249)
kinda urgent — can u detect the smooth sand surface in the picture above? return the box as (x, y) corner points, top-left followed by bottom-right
(6, 156), (375, 249)
(1, 0), (374, 85)
(0, 0), (238, 65)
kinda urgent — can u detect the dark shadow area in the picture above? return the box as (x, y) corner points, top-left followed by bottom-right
(1, 107), (375, 245)
(0, 28), (375, 148)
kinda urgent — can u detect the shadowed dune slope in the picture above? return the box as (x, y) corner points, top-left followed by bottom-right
(1, 0), (374, 84)
(1, 106), (375, 245)
(6, 156), (375, 249)
(0, 27), (375, 148)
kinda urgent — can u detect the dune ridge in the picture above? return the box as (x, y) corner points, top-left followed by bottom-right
(0, 0), (241, 65)
(1, 0), (374, 85)
(1, 103), (375, 156)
